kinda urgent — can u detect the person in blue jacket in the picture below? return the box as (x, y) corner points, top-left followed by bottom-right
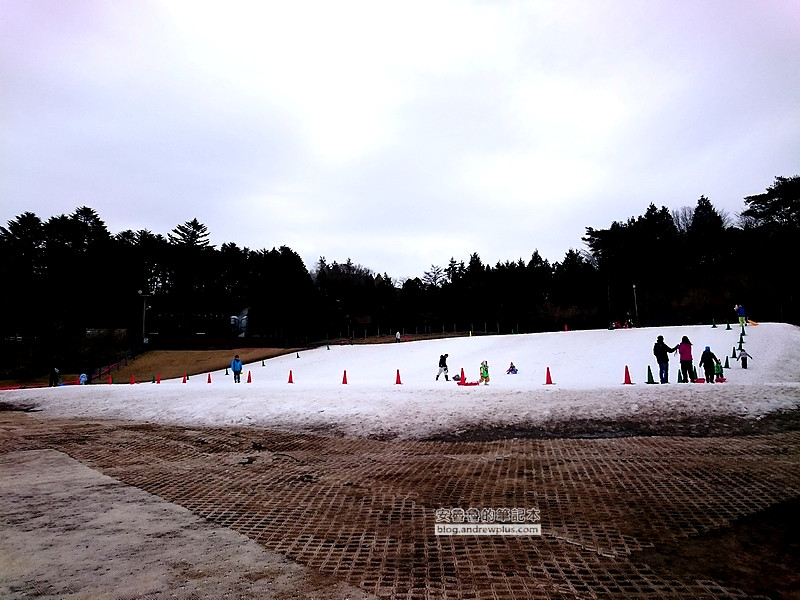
(734, 304), (747, 327)
(231, 354), (243, 383)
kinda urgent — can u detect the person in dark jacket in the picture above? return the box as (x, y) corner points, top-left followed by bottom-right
(231, 354), (243, 383)
(49, 366), (60, 387)
(436, 354), (449, 381)
(698, 346), (719, 383)
(653, 335), (678, 384)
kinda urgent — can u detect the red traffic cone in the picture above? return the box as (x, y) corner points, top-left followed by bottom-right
(545, 367), (554, 385)
(156, 374), (161, 384)
(342, 370), (348, 384)
(395, 369), (402, 384)
(623, 365), (633, 385)
(246, 371), (252, 383)
(564, 324), (568, 332)
(130, 375), (135, 385)
(207, 373), (212, 384)
(288, 370), (293, 384)
(108, 375), (113, 385)
(182, 374), (187, 384)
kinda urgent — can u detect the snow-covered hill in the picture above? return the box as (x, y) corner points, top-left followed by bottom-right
(4, 323), (799, 439)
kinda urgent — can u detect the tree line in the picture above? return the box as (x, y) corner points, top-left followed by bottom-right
(1, 174), (797, 379)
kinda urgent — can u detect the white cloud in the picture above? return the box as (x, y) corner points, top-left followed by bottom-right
(2, 0), (798, 278)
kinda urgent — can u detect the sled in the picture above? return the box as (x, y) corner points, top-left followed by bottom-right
(747, 319), (759, 326)
(457, 380), (481, 386)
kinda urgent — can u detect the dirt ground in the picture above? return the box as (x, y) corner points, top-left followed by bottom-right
(2, 404), (799, 599)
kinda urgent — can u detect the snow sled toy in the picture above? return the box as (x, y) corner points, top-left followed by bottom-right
(457, 380), (481, 386)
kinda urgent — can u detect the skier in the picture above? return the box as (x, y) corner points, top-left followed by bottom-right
(436, 354), (449, 381)
(479, 360), (490, 385)
(231, 354), (243, 383)
(698, 346), (719, 383)
(653, 335), (678, 384)
(677, 336), (695, 383)
(736, 348), (753, 369)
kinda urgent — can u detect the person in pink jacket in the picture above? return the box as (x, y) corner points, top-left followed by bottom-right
(677, 336), (695, 383)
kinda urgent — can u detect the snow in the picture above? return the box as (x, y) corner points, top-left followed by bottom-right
(4, 323), (800, 440)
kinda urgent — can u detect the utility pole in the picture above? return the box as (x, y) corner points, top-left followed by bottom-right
(138, 290), (151, 344)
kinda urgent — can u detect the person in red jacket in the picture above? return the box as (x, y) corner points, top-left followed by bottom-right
(677, 336), (695, 383)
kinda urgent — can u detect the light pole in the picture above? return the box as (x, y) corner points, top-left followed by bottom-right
(632, 284), (639, 326)
(138, 290), (151, 344)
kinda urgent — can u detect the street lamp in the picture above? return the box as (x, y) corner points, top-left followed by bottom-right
(137, 290), (151, 344)
(632, 284), (639, 326)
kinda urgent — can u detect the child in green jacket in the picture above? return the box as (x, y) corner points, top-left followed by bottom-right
(479, 361), (490, 385)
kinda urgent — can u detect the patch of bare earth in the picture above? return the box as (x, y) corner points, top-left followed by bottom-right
(1, 404), (798, 599)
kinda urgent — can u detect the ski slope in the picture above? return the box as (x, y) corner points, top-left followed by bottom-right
(4, 323), (800, 439)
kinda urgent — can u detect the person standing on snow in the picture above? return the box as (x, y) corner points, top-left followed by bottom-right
(436, 354), (449, 381)
(49, 366), (60, 387)
(653, 335), (678, 384)
(231, 354), (243, 383)
(698, 346), (719, 383)
(396, 331), (401, 343)
(479, 360), (490, 385)
(734, 304), (747, 327)
(677, 336), (695, 383)
(736, 347), (753, 369)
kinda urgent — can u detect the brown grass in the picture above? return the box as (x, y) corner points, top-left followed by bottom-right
(102, 348), (301, 383)
(1, 332), (469, 388)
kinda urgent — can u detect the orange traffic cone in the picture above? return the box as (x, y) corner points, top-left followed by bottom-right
(246, 371), (252, 383)
(207, 373), (212, 384)
(623, 365), (633, 384)
(288, 370), (293, 384)
(342, 370), (348, 384)
(545, 367), (554, 385)
(395, 369), (402, 384)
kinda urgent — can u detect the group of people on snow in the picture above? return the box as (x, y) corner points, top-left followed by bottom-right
(437, 354), (520, 385)
(653, 333), (751, 384)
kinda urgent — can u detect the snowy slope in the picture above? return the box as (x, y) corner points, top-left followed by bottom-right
(4, 323), (799, 439)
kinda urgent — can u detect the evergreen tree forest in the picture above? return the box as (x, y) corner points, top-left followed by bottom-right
(1, 174), (797, 379)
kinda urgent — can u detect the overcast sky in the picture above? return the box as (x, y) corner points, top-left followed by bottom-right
(2, 1), (798, 279)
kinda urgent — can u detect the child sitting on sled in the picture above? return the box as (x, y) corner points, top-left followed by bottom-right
(714, 359), (725, 382)
(506, 362), (518, 374)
